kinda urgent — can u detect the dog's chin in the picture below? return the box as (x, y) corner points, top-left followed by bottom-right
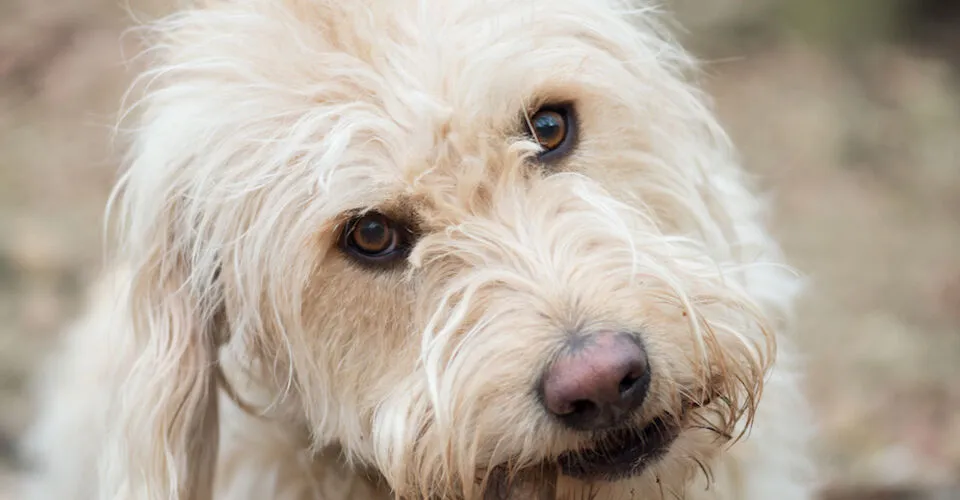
(556, 415), (681, 482)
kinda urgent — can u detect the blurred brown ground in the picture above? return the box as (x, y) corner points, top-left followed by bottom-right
(1, 0), (959, 498)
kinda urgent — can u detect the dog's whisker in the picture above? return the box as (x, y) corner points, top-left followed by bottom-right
(690, 456), (714, 489)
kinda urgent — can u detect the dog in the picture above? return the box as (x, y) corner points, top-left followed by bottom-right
(22, 0), (818, 498)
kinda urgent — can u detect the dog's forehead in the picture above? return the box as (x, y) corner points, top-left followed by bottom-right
(167, 0), (690, 225)
(282, 0), (657, 202)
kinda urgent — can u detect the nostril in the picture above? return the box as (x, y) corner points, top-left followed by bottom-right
(618, 373), (640, 395)
(569, 399), (596, 417)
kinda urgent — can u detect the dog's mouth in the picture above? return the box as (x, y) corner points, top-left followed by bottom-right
(556, 414), (680, 481)
(480, 399), (716, 499)
(482, 414), (684, 500)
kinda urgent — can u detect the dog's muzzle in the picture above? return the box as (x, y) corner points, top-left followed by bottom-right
(537, 332), (680, 482)
(482, 332), (706, 498)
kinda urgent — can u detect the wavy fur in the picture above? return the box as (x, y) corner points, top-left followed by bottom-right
(24, 0), (817, 499)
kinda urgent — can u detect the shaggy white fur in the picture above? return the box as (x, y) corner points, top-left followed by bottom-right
(23, 0), (818, 498)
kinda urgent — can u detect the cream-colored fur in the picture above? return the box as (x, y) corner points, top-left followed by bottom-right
(23, 0), (817, 498)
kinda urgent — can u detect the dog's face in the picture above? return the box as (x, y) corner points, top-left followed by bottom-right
(118, 0), (782, 498)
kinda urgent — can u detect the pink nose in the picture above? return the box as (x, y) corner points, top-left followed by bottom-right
(540, 332), (650, 431)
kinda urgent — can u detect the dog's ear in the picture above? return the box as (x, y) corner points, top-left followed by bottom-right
(99, 220), (225, 500)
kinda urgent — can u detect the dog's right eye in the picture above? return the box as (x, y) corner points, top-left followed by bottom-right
(341, 212), (411, 264)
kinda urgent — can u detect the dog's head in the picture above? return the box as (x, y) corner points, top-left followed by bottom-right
(108, 0), (797, 498)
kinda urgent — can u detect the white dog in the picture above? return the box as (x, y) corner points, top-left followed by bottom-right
(23, 0), (817, 498)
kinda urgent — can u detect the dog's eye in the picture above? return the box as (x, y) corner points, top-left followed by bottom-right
(527, 106), (575, 160)
(341, 212), (410, 264)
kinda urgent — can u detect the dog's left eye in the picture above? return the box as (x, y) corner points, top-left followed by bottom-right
(527, 105), (575, 160)
(341, 212), (411, 264)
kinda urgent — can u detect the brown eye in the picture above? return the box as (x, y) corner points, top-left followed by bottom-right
(342, 212), (410, 263)
(528, 106), (575, 159)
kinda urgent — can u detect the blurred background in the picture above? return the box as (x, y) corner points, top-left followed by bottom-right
(1, 0), (958, 498)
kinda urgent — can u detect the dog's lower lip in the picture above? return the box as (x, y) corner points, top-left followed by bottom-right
(556, 416), (680, 481)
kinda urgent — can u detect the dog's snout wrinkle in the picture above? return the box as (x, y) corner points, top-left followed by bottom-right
(540, 331), (650, 431)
